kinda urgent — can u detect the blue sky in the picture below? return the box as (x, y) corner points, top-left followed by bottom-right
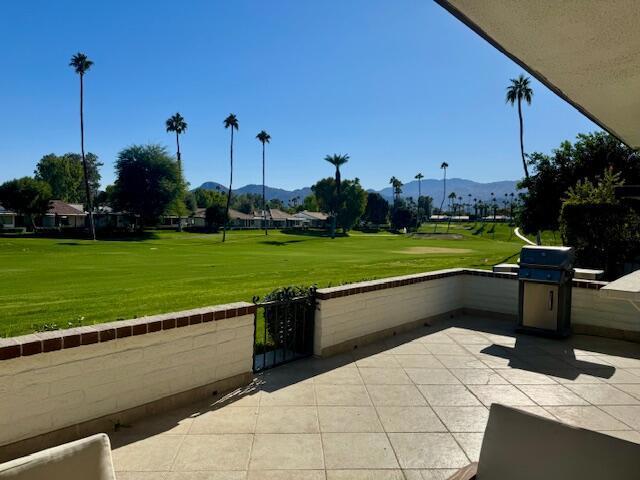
(0, 0), (598, 191)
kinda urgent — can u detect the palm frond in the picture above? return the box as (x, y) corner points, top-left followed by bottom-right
(224, 113), (239, 130)
(256, 130), (271, 143)
(69, 52), (93, 74)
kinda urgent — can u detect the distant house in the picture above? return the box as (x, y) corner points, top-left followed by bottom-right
(0, 204), (16, 228)
(268, 208), (304, 228)
(294, 210), (329, 228)
(94, 206), (139, 231)
(40, 200), (86, 229)
(229, 209), (255, 228)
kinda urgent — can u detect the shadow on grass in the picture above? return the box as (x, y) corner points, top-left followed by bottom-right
(280, 228), (348, 238)
(259, 239), (304, 246)
(472, 224), (486, 236)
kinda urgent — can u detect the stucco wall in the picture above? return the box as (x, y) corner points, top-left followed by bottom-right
(0, 304), (254, 449)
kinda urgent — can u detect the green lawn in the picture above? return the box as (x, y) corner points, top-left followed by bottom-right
(0, 224), (526, 337)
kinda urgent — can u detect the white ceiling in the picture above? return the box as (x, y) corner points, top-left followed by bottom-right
(436, 0), (640, 148)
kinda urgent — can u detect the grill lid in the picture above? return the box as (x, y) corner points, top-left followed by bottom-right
(519, 246), (575, 270)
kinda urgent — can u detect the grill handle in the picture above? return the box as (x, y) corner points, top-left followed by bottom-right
(548, 290), (554, 311)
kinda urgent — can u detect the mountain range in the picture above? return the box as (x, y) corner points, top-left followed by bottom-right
(197, 178), (521, 204)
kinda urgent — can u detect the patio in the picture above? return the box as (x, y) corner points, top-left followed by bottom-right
(109, 314), (640, 480)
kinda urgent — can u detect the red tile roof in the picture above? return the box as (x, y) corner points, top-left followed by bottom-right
(48, 200), (85, 216)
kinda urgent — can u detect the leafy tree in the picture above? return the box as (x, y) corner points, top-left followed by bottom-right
(311, 177), (336, 215)
(336, 178), (367, 233)
(302, 194), (319, 212)
(69, 52), (96, 239)
(34, 153), (102, 203)
(506, 74), (534, 178)
(0, 177), (52, 229)
(324, 154), (349, 239)
(391, 201), (417, 231)
(418, 195), (433, 220)
(165, 113), (187, 174)
(256, 130), (271, 235)
(193, 187), (226, 209)
(232, 193), (262, 214)
(205, 203), (229, 232)
(95, 184), (115, 209)
(222, 114), (239, 242)
(183, 191), (197, 215)
(267, 198), (285, 210)
(112, 144), (182, 226)
(363, 192), (390, 225)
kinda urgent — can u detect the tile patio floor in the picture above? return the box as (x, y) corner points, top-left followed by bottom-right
(109, 315), (640, 480)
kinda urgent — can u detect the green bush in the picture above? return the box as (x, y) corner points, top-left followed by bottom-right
(261, 286), (316, 351)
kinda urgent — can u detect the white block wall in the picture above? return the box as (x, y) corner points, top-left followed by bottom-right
(461, 274), (519, 316)
(573, 288), (640, 332)
(0, 313), (254, 447)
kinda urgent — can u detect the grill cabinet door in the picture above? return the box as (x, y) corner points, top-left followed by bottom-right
(522, 283), (558, 331)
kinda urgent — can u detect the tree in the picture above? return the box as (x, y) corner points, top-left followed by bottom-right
(256, 130), (271, 236)
(418, 195), (433, 221)
(165, 113), (187, 174)
(205, 203), (229, 233)
(336, 178), (367, 233)
(391, 201), (417, 232)
(389, 176), (403, 203)
(69, 52), (96, 240)
(363, 192), (390, 225)
(434, 162), (448, 233)
(34, 153), (102, 203)
(193, 187), (226, 209)
(415, 172), (424, 223)
(222, 114), (239, 242)
(0, 177), (52, 230)
(506, 74), (534, 179)
(447, 191), (457, 232)
(112, 144), (182, 226)
(302, 194), (319, 212)
(324, 154), (349, 239)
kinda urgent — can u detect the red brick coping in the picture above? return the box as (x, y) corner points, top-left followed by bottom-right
(0, 302), (256, 361)
(315, 268), (607, 300)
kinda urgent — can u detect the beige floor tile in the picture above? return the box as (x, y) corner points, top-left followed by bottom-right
(598, 430), (640, 443)
(260, 384), (316, 406)
(313, 367), (364, 385)
(497, 368), (557, 385)
(172, 434), (253, 471)
(356, 355), (402, 368)
(322, 433), (399, 469)
(327, 470), (404, 479)
(189, 406), (258, 434)
(599, 369), (640, 384)
(417, 334), (456, 345)
(165, 473), (246, 480)
(366, 384), (428, 406)
(112, 435), (184, 472)
(404, 369), (460, 385)
(418, 385), (481, 406)
(256, 406), (319, 433)
(416, 470), (459, 480)
(467, 384), (535, 407)
(566, 384), (640, 405)
(452, 432), (484, 462)
(394, 355), (444, 369)
(376, 406), (446, 433)
(318, 406), (383, 432)
(249, 434), (324, 470)
(117, 473), (169, 480)
(600, 405), (640, 430)
(545, 369), (605, 384)
(616, 383), (640, 400)
(316, 384), (372, 406)
(545, 406), (630, 431)
(359, 368), (412, 385)
(432, 406), (489, 432)
(449, 369), (508, 385)
(517, 384), (589, 406)
(388, 433), (469, 469)
(386, 343), (430, 355)
(510, 405), (558, 420)
(435, 355), (486, 369)
(423, 344), (468, 355)
(248, 471), (324, 480)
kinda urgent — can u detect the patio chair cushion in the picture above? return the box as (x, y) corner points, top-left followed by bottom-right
(0, 433), (115, 480)
(476, 403), (640, 479)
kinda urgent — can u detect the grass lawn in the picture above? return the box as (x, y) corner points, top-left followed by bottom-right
(0, 223), (526, 337)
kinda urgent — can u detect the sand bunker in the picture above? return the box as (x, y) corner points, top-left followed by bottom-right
(394, 246), (473, 255)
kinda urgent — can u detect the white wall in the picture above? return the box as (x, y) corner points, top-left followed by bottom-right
(0, 310), (254, 448)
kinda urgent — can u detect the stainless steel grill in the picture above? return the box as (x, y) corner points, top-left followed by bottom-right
(518, 246), (575, 338)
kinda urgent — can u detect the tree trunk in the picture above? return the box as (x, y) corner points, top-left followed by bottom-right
(518, 99), (529, 179)
(176, 132), (182, 175)
(223, 128), (233, 242)
(434, 170), (446, 233)
(79, 74), (96, 240)
(263, 142), (267, 236)
(331, 169), (340, 239)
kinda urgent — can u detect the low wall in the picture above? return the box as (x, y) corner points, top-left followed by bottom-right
(315, 269), (640, 356)
(0, 302), (255, 459)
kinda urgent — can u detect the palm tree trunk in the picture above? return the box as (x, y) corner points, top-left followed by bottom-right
(331, 169), (340, 239)
(434, 170), (446, 233)
(79, 73), (96, 240)
(223, 128), (233, 242)
(262, 142), (267, 236)
(176, 132), (184, 232)
(518, 99), (529, 179)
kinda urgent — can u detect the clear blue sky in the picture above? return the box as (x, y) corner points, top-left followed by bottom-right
(0, 0), (598, 191)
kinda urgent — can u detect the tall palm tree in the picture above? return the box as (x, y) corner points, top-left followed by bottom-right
(434, 162), (449, 233)
(165, 113), (187, 174)
(222, 114), (239, 243)
(324, 153), (349, 239)
(415, 172), (424, 224)
(506, 74), (534, 179)
(447, 192), (457, 232)
(256, 130), (271, 236)
(69, 52), (96, 240)
(389, 177), (403, 203)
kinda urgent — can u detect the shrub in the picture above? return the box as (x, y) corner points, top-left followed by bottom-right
(260, 286), (316, 351)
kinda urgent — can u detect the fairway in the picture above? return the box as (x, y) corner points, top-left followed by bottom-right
(0, 224), (525, 336)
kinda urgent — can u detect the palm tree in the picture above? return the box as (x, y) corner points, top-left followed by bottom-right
(69, 52), (96, 240)
(506, 74), (534, 179)
(415, 172), (424, 223)
(447, 192), (457, 232)
(222, 114), (239, 242)
(256, 130), (271, 236)
(165, 113), (187, 174)
(389, 177), (403, 203)
(324, 153), (349, 239)
(434, 162), (448, 233)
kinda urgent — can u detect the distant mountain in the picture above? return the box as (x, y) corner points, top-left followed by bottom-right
(197, 178), (520, 204)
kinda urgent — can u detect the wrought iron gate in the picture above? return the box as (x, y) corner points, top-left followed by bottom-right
(253, 290), (316, 372)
